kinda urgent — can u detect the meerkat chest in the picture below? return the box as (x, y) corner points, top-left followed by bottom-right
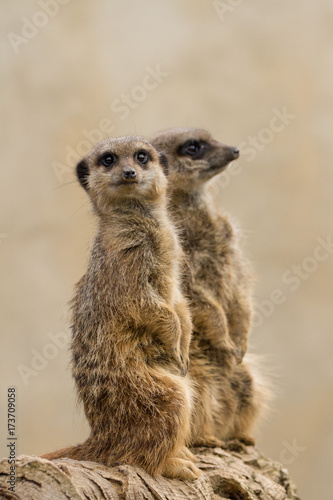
(147, 224), (181, 302)
(181, 211), (235, 299)
(183, 210), (231, 257)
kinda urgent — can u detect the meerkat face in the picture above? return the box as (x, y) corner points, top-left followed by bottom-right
(151, 128), (239, 189)
(76, 137), (168, 212)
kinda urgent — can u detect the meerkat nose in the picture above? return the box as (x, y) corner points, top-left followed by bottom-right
(122, 168), (137, 180)
(230, 147), (240, 159)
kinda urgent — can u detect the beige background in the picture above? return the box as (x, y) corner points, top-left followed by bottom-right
(1, 1), (333, 499)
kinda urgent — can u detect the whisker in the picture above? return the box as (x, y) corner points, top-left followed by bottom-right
(69, 200), (90, 220)
(50, 181), (77, 192)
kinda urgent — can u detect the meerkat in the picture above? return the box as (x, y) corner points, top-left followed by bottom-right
(42, 136), (200, 480)
(151, 128), (265, 446)
(151, 127), (252, 362)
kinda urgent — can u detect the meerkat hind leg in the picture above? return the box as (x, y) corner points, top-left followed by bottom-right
(179, 446), (199, 463)
(161, 456), (201, 480)
(233, 434), (255, 446)
(192, 435), (225, 448)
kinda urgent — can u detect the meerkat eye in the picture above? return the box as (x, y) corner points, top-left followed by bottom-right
(136, 150), (150, 165)
(99, 153), (117, 168)
(186, 142), (201, 154)
(179, 140), (206, 159)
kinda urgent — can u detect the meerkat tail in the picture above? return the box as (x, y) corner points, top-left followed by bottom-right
(243, 353), (275, 424)
(41, 443), (86, 461)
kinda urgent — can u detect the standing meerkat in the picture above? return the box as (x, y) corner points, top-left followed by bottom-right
(42, 136), (200, 480)
(151, 128), (252, 365)
(151, 128), (265, 446)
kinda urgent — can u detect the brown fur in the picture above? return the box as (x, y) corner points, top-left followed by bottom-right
(42, 137), (200, 480)
(151, 128), (265, 446)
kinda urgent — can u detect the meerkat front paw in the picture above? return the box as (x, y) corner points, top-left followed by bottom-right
(231, 333), (247, 363)
(239, 339), (248, 362)
(172, 347), (189, 376)
(180, 352), (189, 376)
(234, 345), (243, 364)
(192, 435), (225, 448)
(219, 338), (242, 364)
(170, 337), (189, 376)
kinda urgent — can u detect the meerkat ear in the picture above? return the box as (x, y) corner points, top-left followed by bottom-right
(159, 152), (169, 176)
(76, 160), (90, 190)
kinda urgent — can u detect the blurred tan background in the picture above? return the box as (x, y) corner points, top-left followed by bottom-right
(1, 1), (333, 498)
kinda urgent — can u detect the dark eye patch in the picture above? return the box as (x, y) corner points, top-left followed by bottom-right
(98, 152), (118, 168)
(178, 140), (208, 160)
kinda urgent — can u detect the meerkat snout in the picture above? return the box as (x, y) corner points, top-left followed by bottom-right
(217, 146), (240, 168)
(208, 144), (240, 168)
(122, 167), (137, 180)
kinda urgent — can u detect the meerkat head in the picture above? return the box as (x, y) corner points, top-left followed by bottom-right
(76, 136), (169, 214)
(151, 128), (239, 191)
